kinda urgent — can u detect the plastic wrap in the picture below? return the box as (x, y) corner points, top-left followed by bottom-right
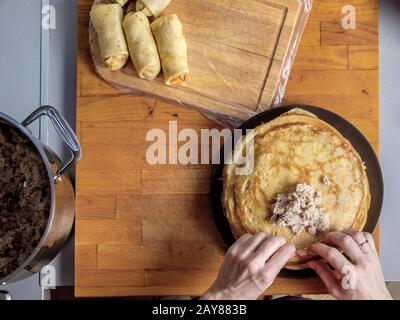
(89, 0), (313, 128)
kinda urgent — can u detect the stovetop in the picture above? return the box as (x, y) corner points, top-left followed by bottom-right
(0, 0), (77, 299)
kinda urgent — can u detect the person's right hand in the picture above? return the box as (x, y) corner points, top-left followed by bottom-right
(307, 231), (392, 300)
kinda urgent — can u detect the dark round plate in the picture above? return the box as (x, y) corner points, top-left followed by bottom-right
(210, 105), (384, 278)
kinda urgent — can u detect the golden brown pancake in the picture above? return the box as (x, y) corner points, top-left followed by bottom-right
(222, 108), (370, 268)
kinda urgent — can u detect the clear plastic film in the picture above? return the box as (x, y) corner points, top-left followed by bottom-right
(89, 0), (313, 128)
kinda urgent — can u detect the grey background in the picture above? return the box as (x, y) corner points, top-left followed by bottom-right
(379, 0), (400, 281)
(0, 0), (76, 299)
(0, 0), (399, 298)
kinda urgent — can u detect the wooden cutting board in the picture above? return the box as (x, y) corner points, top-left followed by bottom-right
(89, 0), (310, 120)
(75, 0), (379, 297)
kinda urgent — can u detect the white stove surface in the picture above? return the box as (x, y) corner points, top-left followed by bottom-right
(0, 0), (77, 299)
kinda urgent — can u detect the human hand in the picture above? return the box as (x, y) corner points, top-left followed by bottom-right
(307, 231), (392, 300)
(201, 233), (296, 300)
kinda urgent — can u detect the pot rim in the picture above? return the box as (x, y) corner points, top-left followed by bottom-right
(0, 111), (57, 285)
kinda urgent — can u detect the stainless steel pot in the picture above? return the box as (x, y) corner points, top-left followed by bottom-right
(0, 106), (81, 285)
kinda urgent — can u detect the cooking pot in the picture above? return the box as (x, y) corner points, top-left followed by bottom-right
(0, 105), (81, 285)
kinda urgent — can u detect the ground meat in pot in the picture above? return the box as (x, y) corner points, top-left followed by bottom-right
(0, 123), (50, 279)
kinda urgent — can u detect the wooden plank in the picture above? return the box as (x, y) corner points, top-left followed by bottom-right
(77, 48), (93, 74)
(309, 0), (378, 21)
(321, 21), (378, 46)
(77, 0), (92, 24)
(79, 144), (211, 171)
(76, 121), (82, 141)
(141, 177), (210, 195)
(116, 194), (211, 220)
(75, 286), (213, 297)
(77, 72), (82, 97)
(76, 195), (116, 220)
(76, 270), (145, 287)
(81, 70), (121, 96)
(76, 170), (142, 195)
(286, 70), (378, 96)
(76, 219), (142, 245)
(75, 245), (97, 270)
(299, 20), (321, 46)
(81, 121), (147, 146)
(78, 145), (144, 172)
(142, 216), (223, 245)
(283, 93), (378, 120)
(143, 270), (326, 297)
(75, 276), (327, 297)
(98, 243), (225, 270)
(141, 169), (210, 195)
(145, 270), (217, 287)
(78, 21), (90, 50)
(116, 193), (223, 245)
(293, 46), (348, 70)
(81, 121), (216, 146)
(348, 118), (379, 153)
(77, 95), (214, 124)
(349, 45), (378, 70)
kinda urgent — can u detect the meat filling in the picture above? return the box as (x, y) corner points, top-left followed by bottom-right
(270, 183), (329, 236)
(0, 124), (50, 278)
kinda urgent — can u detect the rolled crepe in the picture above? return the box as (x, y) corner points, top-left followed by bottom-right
(123, 12), (161, 79)
(151, 14), (189, 85)
(90, 4), (129, 71)
(136, 0), (171, 17)
(112, 0), (129, 7)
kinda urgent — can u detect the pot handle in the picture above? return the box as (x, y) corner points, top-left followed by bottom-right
(0, 291), (11, 300)
(22, 106), (82, 182)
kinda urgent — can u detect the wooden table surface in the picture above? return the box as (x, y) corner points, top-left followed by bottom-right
(75, 0), (379, 297)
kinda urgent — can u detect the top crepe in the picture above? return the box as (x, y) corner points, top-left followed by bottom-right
(222, 108), (371, 268)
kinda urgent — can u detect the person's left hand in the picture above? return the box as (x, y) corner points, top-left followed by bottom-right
(201, 233), (296, 300)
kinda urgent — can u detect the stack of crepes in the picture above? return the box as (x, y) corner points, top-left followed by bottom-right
(222, 108), (371, 269)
